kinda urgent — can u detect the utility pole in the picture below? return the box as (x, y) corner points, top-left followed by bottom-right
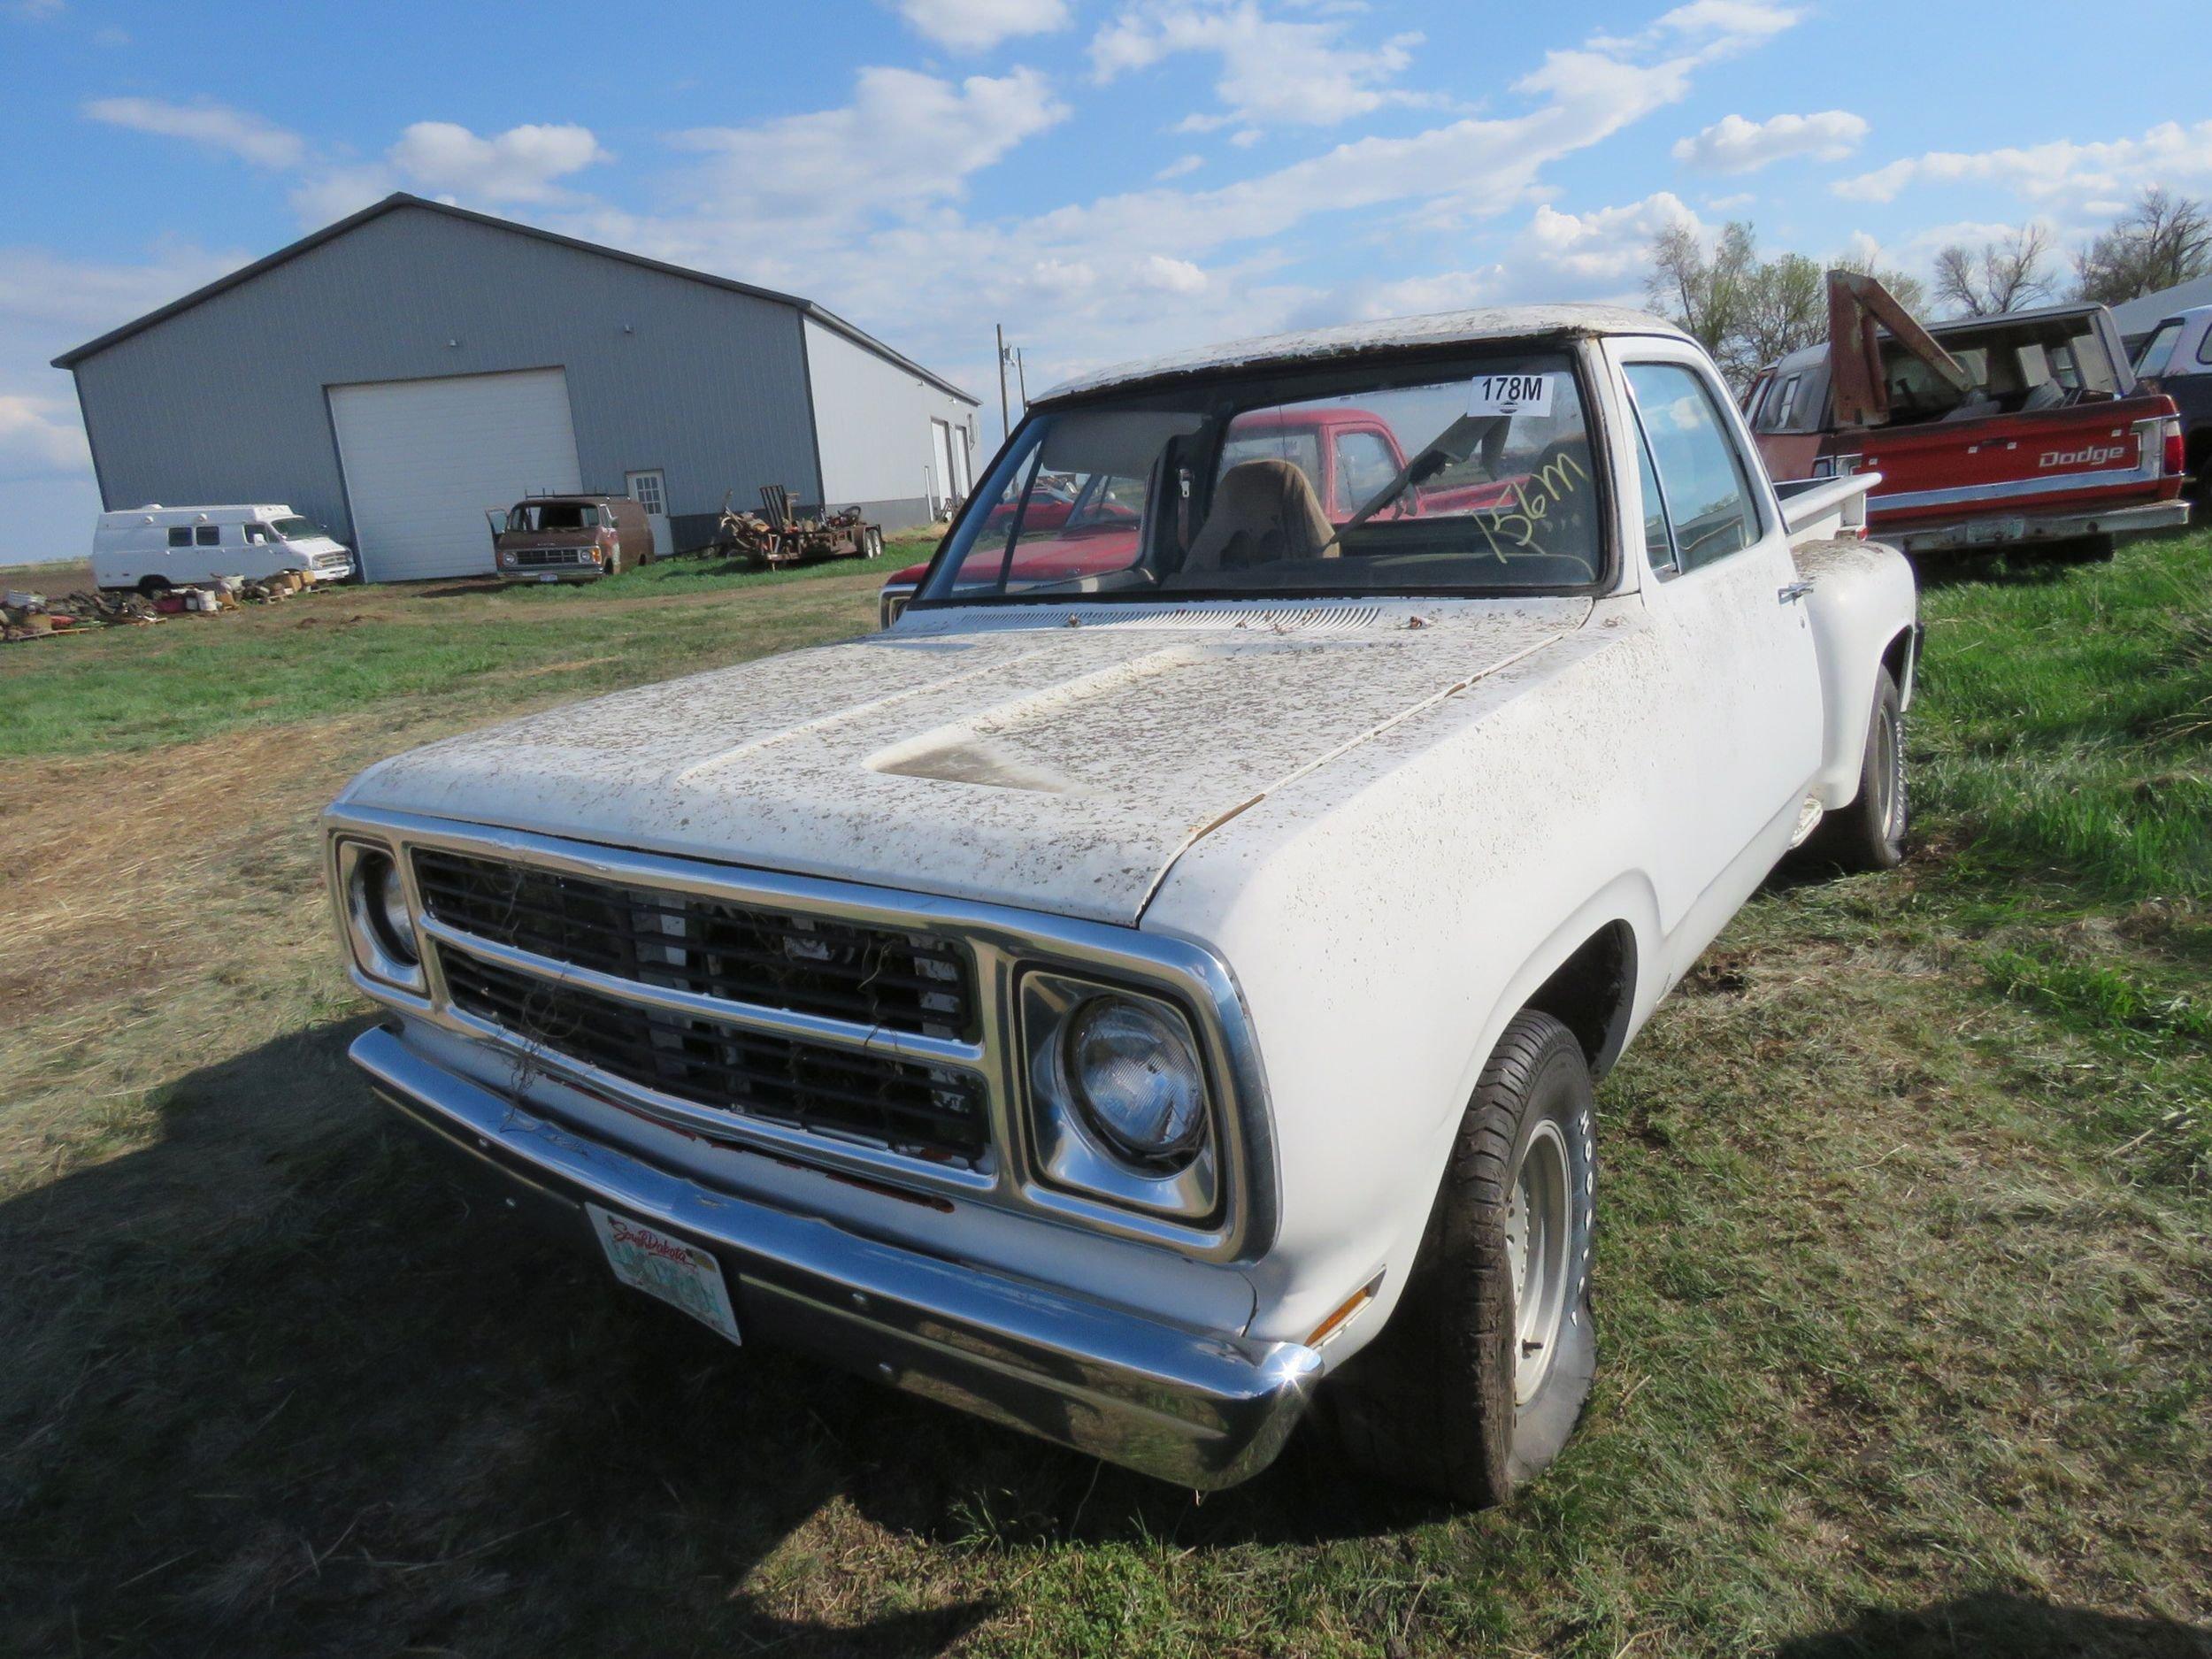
(1014, 346), (1029, 411)
(995, 323), (1010, 441)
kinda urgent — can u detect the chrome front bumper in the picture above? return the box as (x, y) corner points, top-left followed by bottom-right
(351, 1025), (1322, 1488)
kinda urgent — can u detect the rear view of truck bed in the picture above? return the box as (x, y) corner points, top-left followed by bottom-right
(1749, 277), (2189, 556)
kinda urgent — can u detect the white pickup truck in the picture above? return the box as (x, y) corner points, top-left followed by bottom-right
(326, 306), (1917, 1505)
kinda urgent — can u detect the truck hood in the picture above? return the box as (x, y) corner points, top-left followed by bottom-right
(338, 597), (1590, 926)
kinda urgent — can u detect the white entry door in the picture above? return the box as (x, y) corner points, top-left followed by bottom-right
(329, 368), (582, 580)
(626, 469), (672, 559)
(931, 419), (957, 516)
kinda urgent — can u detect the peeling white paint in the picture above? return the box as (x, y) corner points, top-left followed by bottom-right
(1038, 304), (1688, 404)
(338, 597), (1590, 926)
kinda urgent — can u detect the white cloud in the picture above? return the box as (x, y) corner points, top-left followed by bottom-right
(1703, 191), (1755, 211)
(1672, 110), (1866, 173)
(1589, 0), (1801, 59)
(1137, 253), (1208, 293)
(82, 96), (305, 168)
(7, 0), (66, 18)
(288, 166), (395, 226)
(0, 393), (88, 472)
(1834, 119), (2212, 205)
(1512, 191), (1705, 292)
(893, 0), (1070, 50)
(1156, 153), (1202, 179)
(668, 66), (1067, 233)
(1089, 1), (1432, 130)
(387, 121), (609, 203)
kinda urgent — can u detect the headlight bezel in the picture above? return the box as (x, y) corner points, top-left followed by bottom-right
(1018, 969), (1224, 1224)
(335, 836), (426, 994)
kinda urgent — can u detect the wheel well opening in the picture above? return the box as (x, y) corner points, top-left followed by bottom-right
(1525, 921), (1637, 1077)
(1880, 626), (1914, 695)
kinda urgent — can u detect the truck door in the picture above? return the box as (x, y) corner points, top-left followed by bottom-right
(1606, 339), (1824, 965)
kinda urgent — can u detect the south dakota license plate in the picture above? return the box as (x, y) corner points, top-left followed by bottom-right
(587, 1204), (741, 1345)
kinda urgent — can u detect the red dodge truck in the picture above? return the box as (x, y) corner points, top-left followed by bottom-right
(1747, 274), (2189, 557)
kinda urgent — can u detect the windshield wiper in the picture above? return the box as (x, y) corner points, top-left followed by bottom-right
(1325, 413), (1502, 549)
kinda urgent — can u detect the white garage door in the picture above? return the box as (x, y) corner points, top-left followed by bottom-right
(329, 368), (582, 581)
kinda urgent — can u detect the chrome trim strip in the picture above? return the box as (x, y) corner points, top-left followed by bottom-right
(1875, 421), (2162, 512)
(322, 803), (1279, 1263)
(419, 915), (987, 1070)
(355, 1025), (1318, 1488)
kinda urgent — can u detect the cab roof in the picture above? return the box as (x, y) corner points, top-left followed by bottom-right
(1034, 303), (1688, 405)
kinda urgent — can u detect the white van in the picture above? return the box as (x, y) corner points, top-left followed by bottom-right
(91, 504), (356, 594)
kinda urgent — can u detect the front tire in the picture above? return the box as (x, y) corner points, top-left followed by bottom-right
(1328, 1010), (1597, 1506)
(1809, 666), (1907, 872)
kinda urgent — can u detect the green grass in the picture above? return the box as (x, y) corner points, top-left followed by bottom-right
(0, 538), (935, 757)
(1, 530), (2207, 1656)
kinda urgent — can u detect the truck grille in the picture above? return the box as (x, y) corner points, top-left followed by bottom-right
(411, 848), (976, 1040)
(511, 546), (593, 568)
(439, 950), (987, 1163)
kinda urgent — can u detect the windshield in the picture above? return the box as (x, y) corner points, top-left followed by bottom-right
(916, 349), (1605, 605)
(2133, 319), (2183, 378)
(269, 516), (323, 540)
(505, 502), (599, 534)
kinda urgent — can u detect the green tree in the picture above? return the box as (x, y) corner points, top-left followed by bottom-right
(2074, 188), (2211, 303)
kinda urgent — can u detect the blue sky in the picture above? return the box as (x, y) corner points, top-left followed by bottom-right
(5, 0), (2210, 563)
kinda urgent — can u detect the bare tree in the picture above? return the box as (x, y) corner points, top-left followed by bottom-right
(1646, 219), (1757, 369)
(1646, 223), (1924, 393)
(2075, 188), (2212, 303)
(1932, 223), (2055, 316)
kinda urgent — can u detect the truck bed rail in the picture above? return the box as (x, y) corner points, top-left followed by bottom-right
(1775, 472), (1880, 545)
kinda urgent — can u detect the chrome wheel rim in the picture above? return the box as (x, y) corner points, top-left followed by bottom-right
(1505, 1120), (1572, 1406)
(1875, 707), (1904, 842)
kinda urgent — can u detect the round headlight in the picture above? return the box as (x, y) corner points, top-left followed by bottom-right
(351, 849), (419, 967)
(1064, 995), (1207, 1163)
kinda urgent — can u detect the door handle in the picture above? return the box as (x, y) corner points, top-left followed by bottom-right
(1778, 580), (1815, 604)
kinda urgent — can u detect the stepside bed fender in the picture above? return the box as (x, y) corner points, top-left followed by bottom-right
(1793, 536), (1919, 812)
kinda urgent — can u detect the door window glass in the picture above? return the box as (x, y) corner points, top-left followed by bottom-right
(626, 470), (666, 516)
(1624, 362), (1762, 571)
(1333, 430), (1400, 512)
(1632, 407), (1677, 575)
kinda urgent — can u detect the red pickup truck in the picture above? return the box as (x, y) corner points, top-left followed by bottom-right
(877, 404), (1518, 626)
(1747, 275), (2189, 557)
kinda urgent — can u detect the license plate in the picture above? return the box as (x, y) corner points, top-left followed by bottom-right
(538, 572), (560, 583)
(587, 1204), (741, 1344)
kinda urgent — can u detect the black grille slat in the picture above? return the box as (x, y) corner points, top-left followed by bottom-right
(441, 951), (987, 1162)
(411, 848), (975, 1041)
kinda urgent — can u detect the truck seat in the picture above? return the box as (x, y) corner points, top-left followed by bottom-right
(1181, 460), (1338, 573)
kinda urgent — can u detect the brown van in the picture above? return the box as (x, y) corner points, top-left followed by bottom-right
(488, 494), (656, 582)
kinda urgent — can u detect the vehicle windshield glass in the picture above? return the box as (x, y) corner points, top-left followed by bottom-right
(917, 349), (1604, 605)
(2133, 319), (2183, 376)
(506, 502), (596, 534)
(269, 516), (322, 539)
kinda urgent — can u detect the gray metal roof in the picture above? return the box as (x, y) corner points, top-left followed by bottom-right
(1035, 303), (1687, 403)
(2109, 272), (2212, 338)
(53, 193), (978, 404)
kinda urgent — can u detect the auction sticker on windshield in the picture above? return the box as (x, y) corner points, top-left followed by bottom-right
(1469, 373), (1553, 417)
(588, 1203), (742, 1344)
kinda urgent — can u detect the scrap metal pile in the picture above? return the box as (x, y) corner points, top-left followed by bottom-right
(3, 569), (324, 643)
(705, 486), (884, 567)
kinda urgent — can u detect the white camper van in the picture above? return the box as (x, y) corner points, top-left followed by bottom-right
(91, 505), (356, 594)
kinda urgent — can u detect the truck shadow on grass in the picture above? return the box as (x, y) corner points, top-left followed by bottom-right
(1775, 1591), (2212, 1658)
(0, 1020), (1407, 1656)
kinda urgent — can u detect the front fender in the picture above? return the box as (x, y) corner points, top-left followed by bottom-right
(1796, 538), (1918, 810)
